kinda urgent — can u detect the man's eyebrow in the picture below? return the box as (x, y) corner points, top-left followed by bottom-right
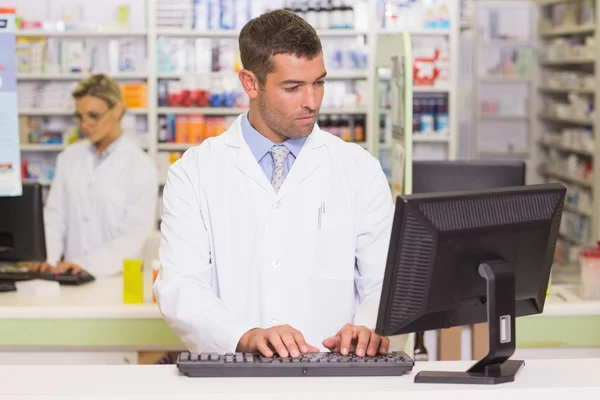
(279, 72), (328, 85)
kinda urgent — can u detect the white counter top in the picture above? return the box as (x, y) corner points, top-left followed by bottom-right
(0, 358), (598, 399)
(0, 276), (599, 320)
(0, 275), (162, 319)
(542, 284), (600, 316)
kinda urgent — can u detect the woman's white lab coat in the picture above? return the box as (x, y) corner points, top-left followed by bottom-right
(154, 114), (400, 354)
(43, 136), (158, 276)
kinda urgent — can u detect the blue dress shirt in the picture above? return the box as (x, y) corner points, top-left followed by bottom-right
(241, 113), (307, 181)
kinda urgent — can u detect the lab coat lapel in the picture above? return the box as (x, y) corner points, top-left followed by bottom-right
(225, 116), (275, 195)
(276, 128), (326, 199)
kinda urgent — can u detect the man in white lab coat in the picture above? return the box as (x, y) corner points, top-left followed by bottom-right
(40, 74), (158, 277)
(154, 9), (400, 358)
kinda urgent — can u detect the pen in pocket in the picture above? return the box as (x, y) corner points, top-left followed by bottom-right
(318, 202), (325, 229)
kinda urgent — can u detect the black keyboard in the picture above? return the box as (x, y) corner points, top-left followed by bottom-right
(0, 269), (95, 286)
(177, 351), (414, 377)
(0, 282), (16, 293)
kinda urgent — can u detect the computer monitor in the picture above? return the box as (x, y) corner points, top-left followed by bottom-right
(375, 183), (566, 384)
(0, 182), (46, 262)
(412, 159), (525, 194)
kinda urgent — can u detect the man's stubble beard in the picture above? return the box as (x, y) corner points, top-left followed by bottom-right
(258, 94), (315, 140)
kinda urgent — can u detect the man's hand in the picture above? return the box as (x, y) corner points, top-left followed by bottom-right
(322, 324), (389, 357)
(236, 325), (320, 358)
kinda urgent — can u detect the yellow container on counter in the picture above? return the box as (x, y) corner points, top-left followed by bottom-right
(123, 259), (144, 304)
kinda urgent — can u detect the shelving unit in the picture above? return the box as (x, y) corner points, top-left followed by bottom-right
(14, 0), (460, 187)
(535, 0), (599, 279)
(470, 0), (537, 172)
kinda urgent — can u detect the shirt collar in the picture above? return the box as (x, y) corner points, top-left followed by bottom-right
(241, 112), (306, 162)
(89, 134), (123, 161)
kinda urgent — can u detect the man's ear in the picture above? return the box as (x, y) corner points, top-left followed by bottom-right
(238, 69), (260, 99)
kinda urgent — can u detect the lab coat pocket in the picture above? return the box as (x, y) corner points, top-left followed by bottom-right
(310, 216), (356, 281)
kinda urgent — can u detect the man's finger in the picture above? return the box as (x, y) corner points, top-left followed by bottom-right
(339, 326), (354, 356)
(267, 331), (288, 358)
(281, 332), (300, 358)
(322, 335), (339, 352)
(256, 338), (274, 358)
(292, 331), (309, 354)
(379, 336), (390, 355)
(355, 328), (371, 357)
(367, 332), (382, 357)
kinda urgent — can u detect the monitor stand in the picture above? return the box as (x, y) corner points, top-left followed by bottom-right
(414, 260), (525, 385)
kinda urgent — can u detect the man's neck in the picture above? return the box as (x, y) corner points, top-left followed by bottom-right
(94, 129), (122, 157)
(247, 108), (286, 144)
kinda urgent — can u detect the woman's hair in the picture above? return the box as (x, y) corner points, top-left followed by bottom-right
(72, 74), (125, 118)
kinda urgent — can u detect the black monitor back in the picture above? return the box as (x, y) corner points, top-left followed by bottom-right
(376, 183), (565, 337)
(412, 160), (525, 194)
(0, 182), (46, 262)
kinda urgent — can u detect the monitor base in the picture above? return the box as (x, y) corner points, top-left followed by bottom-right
(414, 359), (525, 385)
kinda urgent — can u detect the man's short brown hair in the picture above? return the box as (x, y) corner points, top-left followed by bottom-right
(239, 9), (323, 86)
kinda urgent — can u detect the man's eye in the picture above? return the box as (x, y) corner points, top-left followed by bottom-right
(285, 86), (299, 92)
(315, 81), (325, 86)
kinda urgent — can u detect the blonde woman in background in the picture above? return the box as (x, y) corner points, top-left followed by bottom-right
(38, 74), (158, 277)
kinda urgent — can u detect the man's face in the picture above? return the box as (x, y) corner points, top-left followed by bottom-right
(257, 53), (326, 140)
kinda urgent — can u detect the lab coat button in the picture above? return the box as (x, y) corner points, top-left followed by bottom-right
(272, 260), (281, 269)
(274, 202), (282, 209)
(270, 319), (279, 326)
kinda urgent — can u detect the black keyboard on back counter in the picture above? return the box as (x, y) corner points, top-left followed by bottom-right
(0, 282), (16, 293)
(177, 351), (414, 378)
(0, 265), (95, 286)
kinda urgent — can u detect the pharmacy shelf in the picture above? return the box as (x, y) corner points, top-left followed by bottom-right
(538, 140), (594, 157)
(479, 76), (531, 83)
(537, 0), (581, 6)
(156, 28), (368, 38)
(126, 108), (149, 115)
(538, 114), (593, 126)
(540, 24), (595, 37)
(157, 143), (196, 152)
(481, 39), (532, 46)
(17, 72), (148, 81)
(536, 0), (600, 249)
(320, 108), (367, 115)
(377, 28), (452, 36)
(471, 0), (536, 163)
(564, 204), (593, 219)
(16, 0), (461, 194)
(413, 85), (452, 93)
(538, 86), (595, 94)
(18, 108), (147, 116)
(559, 232), (584, 246)
(541, 58), (595, 66)
(412, 135), (450, 143)
(20, 144), (66, 152)
(18, 109), (74, 116)
(479, 114), (529, 121)
(156, 70), (369, 80)
(479, 150), (530, 158)
(538, 168), (593, 189)
(156, 107), (247, 115)
(23, 179), (52, 187)
(16, 29), (147, 37)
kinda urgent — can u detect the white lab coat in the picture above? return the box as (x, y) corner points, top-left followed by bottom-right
(43, 136), (158, 277)
(154, 114), (402, 354)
